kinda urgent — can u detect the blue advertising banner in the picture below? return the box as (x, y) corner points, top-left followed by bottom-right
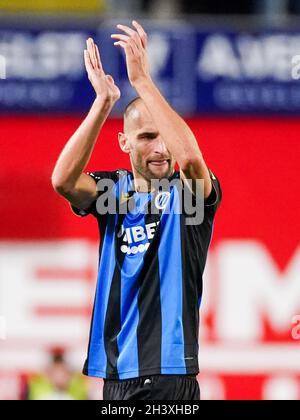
(196, 31), (300, 114)
(0, 22), (300, 115)
(0, 28), (95, 112)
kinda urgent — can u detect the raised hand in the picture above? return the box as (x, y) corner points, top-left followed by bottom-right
(84, 38), (120, 104)
(111, 20), (151, 87)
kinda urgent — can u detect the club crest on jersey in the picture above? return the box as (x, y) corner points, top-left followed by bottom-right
(154, 191), (170, 210)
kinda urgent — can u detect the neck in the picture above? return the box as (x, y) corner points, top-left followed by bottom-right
(133, 174), (152, 193)
(131, 166), (176, 193)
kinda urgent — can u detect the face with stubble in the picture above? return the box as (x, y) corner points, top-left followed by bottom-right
(119, 99), (176, 183)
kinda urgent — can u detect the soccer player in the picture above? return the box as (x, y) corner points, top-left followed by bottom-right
(51, 21), (221, 400)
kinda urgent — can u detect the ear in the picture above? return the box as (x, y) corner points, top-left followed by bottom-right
(118, 132), (130, 154)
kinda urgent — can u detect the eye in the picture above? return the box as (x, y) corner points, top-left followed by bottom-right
(137, 132), (158, 140)
(146, 134), (157, 140)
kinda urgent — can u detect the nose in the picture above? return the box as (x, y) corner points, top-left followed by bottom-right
(154, 137), (168, 155)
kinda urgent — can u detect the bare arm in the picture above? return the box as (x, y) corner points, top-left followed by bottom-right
(112, 21), (212, 198)
(51, 38), (120, 210)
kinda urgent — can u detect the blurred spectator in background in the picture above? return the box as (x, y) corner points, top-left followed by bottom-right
(179, 0), (300, 15)
(106, 0), (143, 16)
(25, 348), (88, 400)
(254, 0), (300, 16)
(106, 0), (180, 17)
(255, 0), (289, 17)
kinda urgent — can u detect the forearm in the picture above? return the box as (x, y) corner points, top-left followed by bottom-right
(112, 20), (212, 197)
(52, 97), (112, 190)
(134, 78), (204, 169)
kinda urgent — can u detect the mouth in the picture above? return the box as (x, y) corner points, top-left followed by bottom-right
(148, 159), (170, 167)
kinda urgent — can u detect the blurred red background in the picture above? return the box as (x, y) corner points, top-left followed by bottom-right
(1, 116), (299, 399)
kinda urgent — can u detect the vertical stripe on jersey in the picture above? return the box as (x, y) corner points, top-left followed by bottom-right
(180, 216), (200, 373)
(86, 205), (118, 376)
(83, 214), (108, 375)
(103, 212), (127, 378)
(136, 200), (162, 375)
(103, 173), (132, 378)
(158, 186), (186, 374)
(116, 192), (152, 379)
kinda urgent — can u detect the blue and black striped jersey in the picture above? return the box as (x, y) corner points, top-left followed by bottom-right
(72, 169), (221, 379)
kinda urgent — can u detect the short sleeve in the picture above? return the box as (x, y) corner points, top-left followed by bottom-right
(204, 169), (222, 214)
(70, 171), (118, 218)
